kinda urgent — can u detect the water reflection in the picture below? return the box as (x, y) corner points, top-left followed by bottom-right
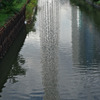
(71, 5), (80, 65)
(71, 5), (100, 99)
(8, 54), (26, 84)
(70, 0), (100, 31)
(1, 0), (100, 99)
(72, 4), (100, 67)
(39, 0), (60, 99)
(0, 26), (27, 94)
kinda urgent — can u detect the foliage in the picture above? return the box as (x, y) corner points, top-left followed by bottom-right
(0, 0), (37, 27)
(26, 0), (37, 20)
(96, 0), (100, 5)
(0, 0), (27, 27)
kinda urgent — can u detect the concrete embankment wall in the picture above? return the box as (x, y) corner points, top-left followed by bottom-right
(0, 5), (26, 59)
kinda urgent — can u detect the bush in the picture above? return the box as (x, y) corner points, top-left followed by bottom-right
(26, 0), (37, 20)
(0, 0), (27, 27)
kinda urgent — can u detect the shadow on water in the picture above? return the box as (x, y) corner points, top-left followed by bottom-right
(0, 25), (27, 94)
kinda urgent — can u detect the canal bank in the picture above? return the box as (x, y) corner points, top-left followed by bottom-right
(0, 0), (37, 59)
(0, 3), (37, 96)
(0, 25), (27, 93)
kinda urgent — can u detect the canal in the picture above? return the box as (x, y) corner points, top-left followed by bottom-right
(0, 0), (100, 99)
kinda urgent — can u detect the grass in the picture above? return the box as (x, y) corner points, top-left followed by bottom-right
(0, 14), (12, 27)
(0, 0), (27, 28)
(26, 0), (37, 21)
(0, 0), (37, 28)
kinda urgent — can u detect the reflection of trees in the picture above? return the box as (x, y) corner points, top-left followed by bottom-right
(70, 0), (100, 31)
(26, 7), (37, 32)
(0, 25), (27, 93)
(8, 54), (26, 84)
(71, 2), (100, 67)
(71, 5), (100, 99)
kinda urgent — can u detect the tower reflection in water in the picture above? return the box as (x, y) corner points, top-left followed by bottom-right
(39, 0), (60, 99)
(71, 4), (100, 100)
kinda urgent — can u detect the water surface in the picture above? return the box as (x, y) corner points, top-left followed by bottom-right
(0, 0), (100, 100)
